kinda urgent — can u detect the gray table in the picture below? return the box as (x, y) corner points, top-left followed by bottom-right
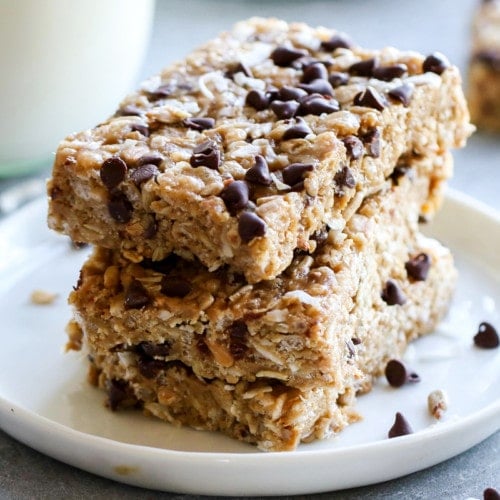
(1, 0), (499, 498)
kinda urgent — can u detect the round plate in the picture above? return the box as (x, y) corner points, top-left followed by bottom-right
(0, 190), (498, 496)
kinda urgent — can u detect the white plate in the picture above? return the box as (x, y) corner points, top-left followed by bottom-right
(0, 189), (498, 496)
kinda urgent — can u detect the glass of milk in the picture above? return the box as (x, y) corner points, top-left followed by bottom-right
(0, 0), (155, 177)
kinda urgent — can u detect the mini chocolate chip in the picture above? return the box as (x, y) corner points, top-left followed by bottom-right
(484, 488), (500, 500)
(130, 164), (159, 186)
(124, 279), (150, 309)
(143, 218), (158, 239)
(147, 83), (176, 99)
(385, 359), (421, 387)
(382, 279), (406, 305)
(245, 155), (272, 185)
(137, 154), (163, 167)
(106, 379), (130, 411)
(297, 94), (340, 116)
(301, 62), (328, 83)
(238, 211), (266, 243)
(299, 79), (334, 96)
(388, 412), (413, 438)
(423, 53), (449, 75)
(137, 356), (168, 379)
(225, 61), (252, 79)
(311, 228), (329, 246)
(270, 46), (307, 67)
(130, 124), (150, 137)
(278, 86), (308, 101)
(473, 50), (500, 71)
(282, 118), (312, 140)
(329, 71), (349, 88)
(342, 135), (364, 160)
(388, 82), (414, 106)
(108, 192), (133, 223)
(183, 117), (215, 131)
(349, 58), (377, 77)
(270, 100), (300, 119)
(353, 87), (387, 111)
(405, 253), (431, 281)
(100, 157), (127, 191)
(282, 163), (314, 187)
(473, 322), (499, 349)
(372, 64), (407, 81)
(220, 180), (250, 215)
(228, 320), (248, 360)
(246, 89), (270, 111)
(116, 105), (143, 117)
(351, 337), (362, 345)
(321, 34), (352, 51)
(161, 277), (192, 298)
(362, 128), (381, 157)
(390, 165), (411, 183)
(138, 341), (171, 358)
(190, 140), (221, 169)
(70, 240), (88, 250)
(334, 166), (356, 190)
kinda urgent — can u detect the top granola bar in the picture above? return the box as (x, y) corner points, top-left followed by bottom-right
(47, 18), (473, 283)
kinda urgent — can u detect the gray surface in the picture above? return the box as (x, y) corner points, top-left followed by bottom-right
(1, 0), (499, 497)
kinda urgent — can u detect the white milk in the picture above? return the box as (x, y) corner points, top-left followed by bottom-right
(0, 0), (155, 176)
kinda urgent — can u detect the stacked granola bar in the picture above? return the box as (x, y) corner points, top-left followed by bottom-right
(49, 18), (473, 451)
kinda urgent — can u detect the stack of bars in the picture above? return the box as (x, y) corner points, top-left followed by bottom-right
(48, 18), (473, 451)
(468, 0), (500, 133)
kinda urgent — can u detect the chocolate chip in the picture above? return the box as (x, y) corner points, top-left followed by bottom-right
(225, 61), (252, 79)
(405, 253), (431, 281)
(390, 165), (411, 183)
(228, 320), (248, 360)
(321, 34), (352, 51)
(423, 53), (449, 75)
(137, 356), (168, 379)
(270, 100), (300, 119)
(385, 359), (421, 387)
(388, 83), (413, 107)
(108, 192), (133, 223)
(484, 488), (500, 500)
(238, 211), (266, 243)
(301, 62), (328, 83)
(382, 279), (406, 305)
(245, 155), (272, 186)
(473, 50), (500, 71)
(278, 86), (308, 101)
(137, 154), (163, 167)
(106, 379), (131, 411)
(388, 412), (413, 438)
(246, 89), (270, 111)
(373, 64), (407, 81)
(138, 341), (171, 358)
(349, 58), (377, 77)
(329, 71), (349, 88)
(143, 219), (158, 239)
(130, 124), (149, 137)
(130, 164), (159, 186)
(270, 46), (307, 67)
(342, 135), (364, 160)
(351, 337), (362, 345)
(334, 166), (356, 190)
(299, 79), (334, 96)
(473, 322), (499, 349)
(353, 87), (387, 111)
(297, 94), (340, 116)
(100, 157), (127, 191)
(283, 163), (314, 188)
(362, 128), (381, 157)
(161, 277), (192, 298)
(220, 180), (250, 215)
(124, 279), (150, 309)
(148, 83), (175, 99)
(282, 118), (312, 140)
(311, 228), (329, 246)
(190, 140), (221, 169)
(183, 117), (215, 131)
(116, 105), (143, 117)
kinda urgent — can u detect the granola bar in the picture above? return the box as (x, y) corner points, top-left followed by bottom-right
(468, 0), (500, 132)
(48, 17), (472, 283)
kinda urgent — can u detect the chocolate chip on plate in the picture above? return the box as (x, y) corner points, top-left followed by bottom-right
(246, 89), (270, 111)
(270, 46), (307, 67)
(388, 83), (414, 106)
(183, 117), (215, 131)
(342, 135), (364, 160)
(189, 140), (221, 169)
(405, 252), (431, 281)
(320, 33), (352, 52)
(473, 322), (499, 349)
(245, 155), (272, 186)
(106, 379), (131, 411)
(423, 53), (449, 75)
(238, 211), (266, 243)
(353, 87), (387, 111)
(381, 279), (407, 306)
(282, 117), (312, 140)
(385, 359), (421, 387)
(483, 488), (500, 500)
(107, 192), (133, 223)
(100, 157), (128, 191)
(130, 164), (159, 186)
(220, 180), (250, 215)
(124, 279), (150, 309)
(388, 412), (414, 438)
